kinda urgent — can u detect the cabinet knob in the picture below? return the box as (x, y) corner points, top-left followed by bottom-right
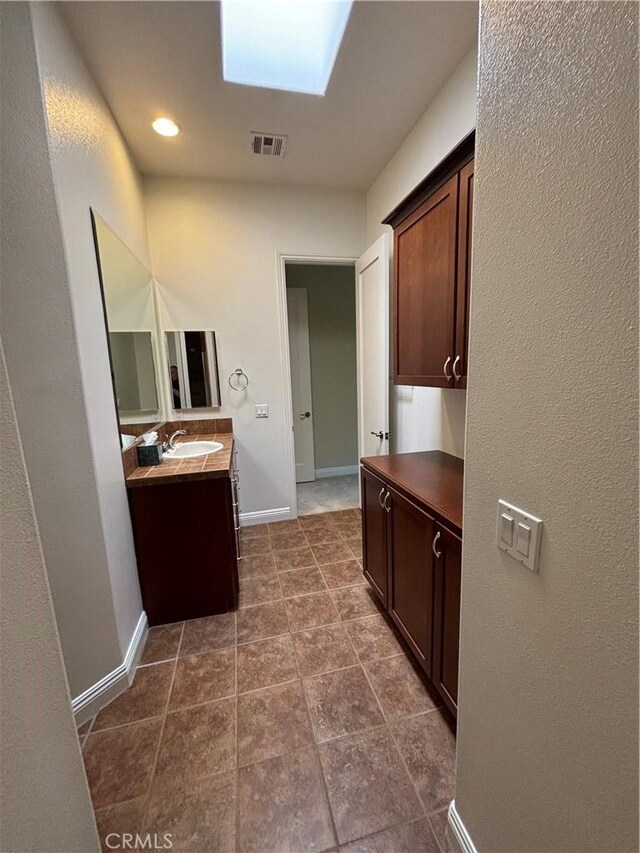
(432, 531), (442, 558)
(443, 356), (452, 382)
(452, 355), (461, 381)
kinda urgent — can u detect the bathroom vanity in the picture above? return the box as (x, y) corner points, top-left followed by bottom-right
(360, 450), (463, 717)
(125, 425), (240, 626)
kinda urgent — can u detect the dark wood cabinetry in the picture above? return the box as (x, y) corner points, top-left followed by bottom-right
(360, 451), (463, 717)
(361, 467), (389, 605)
(387, 488), (436, 674)
(128, 455), (240, 626)
(432, 525), (462, 715)
(384, 132), (474, 389)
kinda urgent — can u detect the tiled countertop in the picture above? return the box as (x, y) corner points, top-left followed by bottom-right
(125, 433), (234, 488)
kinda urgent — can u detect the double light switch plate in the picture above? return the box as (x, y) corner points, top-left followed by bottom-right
(496, 499), (542, 572)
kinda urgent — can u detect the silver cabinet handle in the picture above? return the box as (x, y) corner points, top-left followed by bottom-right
(432, 531), (442, 558)
(443, 356), (452, 382)
(383, 491), (391, 513)
(378, 487), (386, 508)
(452, 355), (461, 381)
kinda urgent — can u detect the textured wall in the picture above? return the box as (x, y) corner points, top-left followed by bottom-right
(145, 177), (365, 515)
(455, 3), (639, 851)
(30, 2), (148, 680)
(0, 341), (99, 852)
(286, 264), (358, 470)
(366, 47), (477, 460)
(0, 2), (130, 699)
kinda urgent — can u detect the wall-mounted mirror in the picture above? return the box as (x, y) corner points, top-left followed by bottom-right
(91, 210), (162, 445)
(108, 332), (158, 416)
(165, 331), (221, 410)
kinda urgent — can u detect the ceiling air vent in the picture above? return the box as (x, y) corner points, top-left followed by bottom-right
(250, 132), (287, 158)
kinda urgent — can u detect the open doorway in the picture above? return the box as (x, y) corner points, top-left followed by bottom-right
(285, 262), (359, 514)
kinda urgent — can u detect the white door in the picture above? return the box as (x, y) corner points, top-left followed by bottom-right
(287, 288), (315, 482)
(356, 234), (390, 460)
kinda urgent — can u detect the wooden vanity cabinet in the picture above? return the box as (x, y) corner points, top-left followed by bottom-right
(128, 462), (240, 626)
(360, 451), (463, 717)
(384, 132), (474, 389)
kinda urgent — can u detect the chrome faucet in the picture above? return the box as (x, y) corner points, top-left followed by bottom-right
(164, 429), (187, 451)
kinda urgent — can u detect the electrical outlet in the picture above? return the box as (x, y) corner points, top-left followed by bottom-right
(254, 404), (269, 418)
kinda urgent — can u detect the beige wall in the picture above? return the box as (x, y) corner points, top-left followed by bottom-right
(144, 177), (365, 516)
(0, 341), (99, 852)
(455, 3), (639, 851)
(1, 2), (145, 699)
(366, 46), (477, 460)
(286, 264), (358, 471)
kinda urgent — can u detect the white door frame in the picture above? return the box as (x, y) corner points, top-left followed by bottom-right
(276, 252), (359, 518)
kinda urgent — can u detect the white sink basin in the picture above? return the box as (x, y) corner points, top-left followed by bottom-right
(165, 440), (224, 459)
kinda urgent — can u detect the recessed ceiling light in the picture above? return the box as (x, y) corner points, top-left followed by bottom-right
(152, 117), (181, 137)
(221, 0), (353, 97)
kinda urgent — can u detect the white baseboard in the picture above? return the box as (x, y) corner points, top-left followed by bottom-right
(315, 465), (358, 478)
(72, 611), (148, 726)
(239, 506), (293, 526)
(448, 800), (478, 853)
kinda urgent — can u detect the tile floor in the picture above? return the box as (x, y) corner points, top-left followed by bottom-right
(79, 509), (457, 853)
(296, 474), (360, 515)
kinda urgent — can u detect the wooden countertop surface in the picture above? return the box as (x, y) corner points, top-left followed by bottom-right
(126, 433), (233, 488)
(360, 450), (463, 530)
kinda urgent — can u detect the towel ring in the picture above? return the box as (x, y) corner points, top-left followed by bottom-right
(228, 368), (249, 392)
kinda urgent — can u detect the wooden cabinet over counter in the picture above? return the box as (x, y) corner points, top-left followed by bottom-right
(384, 131), (474, 389)
(360, 451), (463, 717)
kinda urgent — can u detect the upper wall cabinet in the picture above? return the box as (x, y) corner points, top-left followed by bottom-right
(384, 132), (474, 389)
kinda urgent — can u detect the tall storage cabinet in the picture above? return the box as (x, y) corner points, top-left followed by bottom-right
(384, 132), (474, 389)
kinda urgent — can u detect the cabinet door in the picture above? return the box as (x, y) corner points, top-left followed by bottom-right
(454, 159), (474, 389)
(387, 487), (436, 674)
(361, 467), (389, 605)
(432, 525), (462, 715)
(394, 174), (459, 387)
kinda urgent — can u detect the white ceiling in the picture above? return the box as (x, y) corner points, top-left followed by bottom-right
(61, 1), (478, 191)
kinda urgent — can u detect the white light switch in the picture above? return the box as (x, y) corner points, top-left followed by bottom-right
(496, 500), (542, 573)
(516, 523), (531, 557)
(254, 404), (269, 418)
(500, 513), (514, 547)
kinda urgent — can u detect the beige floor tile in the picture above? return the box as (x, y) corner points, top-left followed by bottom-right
(237, 681), (313, 767)
(304, 665), (384, 742)
(169, 648), (235, 710)
(93, 662), (173, 731)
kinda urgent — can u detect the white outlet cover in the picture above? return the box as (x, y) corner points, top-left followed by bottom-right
(496, 499), (542, 573)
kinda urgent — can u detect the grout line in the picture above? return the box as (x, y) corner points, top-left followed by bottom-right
(290, 613), (340, 852)
(427, 806), (453, 853)
(356, 653), (432, 822)
(140, 621), (185, 832)
(344, 814), (435, 850)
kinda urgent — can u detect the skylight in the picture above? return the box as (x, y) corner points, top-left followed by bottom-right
(221, 0), (353, 97)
